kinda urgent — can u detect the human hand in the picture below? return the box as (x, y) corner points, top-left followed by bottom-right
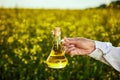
(62, 37), (95, 56)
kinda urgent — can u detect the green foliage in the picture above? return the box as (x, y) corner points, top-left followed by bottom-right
(0, 8), (120, 80)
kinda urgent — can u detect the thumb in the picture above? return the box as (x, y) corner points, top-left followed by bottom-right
(64, 38), (78, 45)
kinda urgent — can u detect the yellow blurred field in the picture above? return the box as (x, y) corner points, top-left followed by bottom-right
(0, 8), (120, 80)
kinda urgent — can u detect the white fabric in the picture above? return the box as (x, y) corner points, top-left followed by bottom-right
(89, 41), (120, 72)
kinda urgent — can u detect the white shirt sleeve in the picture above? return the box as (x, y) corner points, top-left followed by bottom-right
(89, 41), (120, 72)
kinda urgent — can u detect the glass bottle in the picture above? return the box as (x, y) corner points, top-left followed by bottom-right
(46, 27), (68, 69)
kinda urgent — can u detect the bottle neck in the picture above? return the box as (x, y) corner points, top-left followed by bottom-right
(53, 35), (61, 45)
(53, 36), (61, 52)
(52, 27), (61, 50)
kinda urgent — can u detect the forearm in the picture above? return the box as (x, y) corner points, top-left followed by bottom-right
(89, 41), (120, 72)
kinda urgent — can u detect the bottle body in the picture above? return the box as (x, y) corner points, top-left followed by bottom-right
(46, 44), (68, 68)
(46, 27), (68, 69)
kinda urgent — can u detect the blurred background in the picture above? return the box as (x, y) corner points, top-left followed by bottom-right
(0, 0), (120, 80)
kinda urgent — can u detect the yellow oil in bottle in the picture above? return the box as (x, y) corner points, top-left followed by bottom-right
(46, 27), (68, 69)
(46, 44), (68, 69)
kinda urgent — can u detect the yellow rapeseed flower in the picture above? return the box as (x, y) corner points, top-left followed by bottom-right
(7, 36), (14, 43)
(18, 39), (23, 44)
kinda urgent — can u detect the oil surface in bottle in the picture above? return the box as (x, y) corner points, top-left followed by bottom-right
(46, 44), (68, 69)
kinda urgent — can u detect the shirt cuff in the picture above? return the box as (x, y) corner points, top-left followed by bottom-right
(95, 41), (112, 54)
(89, 41), (113, 65)
(88, 48), (109, 65)
(89, 41), (120, 72)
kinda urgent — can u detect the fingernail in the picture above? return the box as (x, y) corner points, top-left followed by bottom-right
(61, 39), (64, 42)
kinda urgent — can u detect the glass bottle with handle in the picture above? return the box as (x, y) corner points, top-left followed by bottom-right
(46, 27), (68, 69)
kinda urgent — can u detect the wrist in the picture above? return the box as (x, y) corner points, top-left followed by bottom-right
(88, 40), (96, 55)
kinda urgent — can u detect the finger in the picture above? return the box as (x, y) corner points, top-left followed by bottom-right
(63, 44), (75, 54)
(65, 46), (75, 54)
(62, 41), (75, 48)
(63, 38), (70, 43)
(64, 38), (78, 45)
(61, 38), (69, 46)
(76, 49), (83, 55)
(75, 48), (87, 55)
(69, 50), (78, 57)
(68, 44), (75, 48)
